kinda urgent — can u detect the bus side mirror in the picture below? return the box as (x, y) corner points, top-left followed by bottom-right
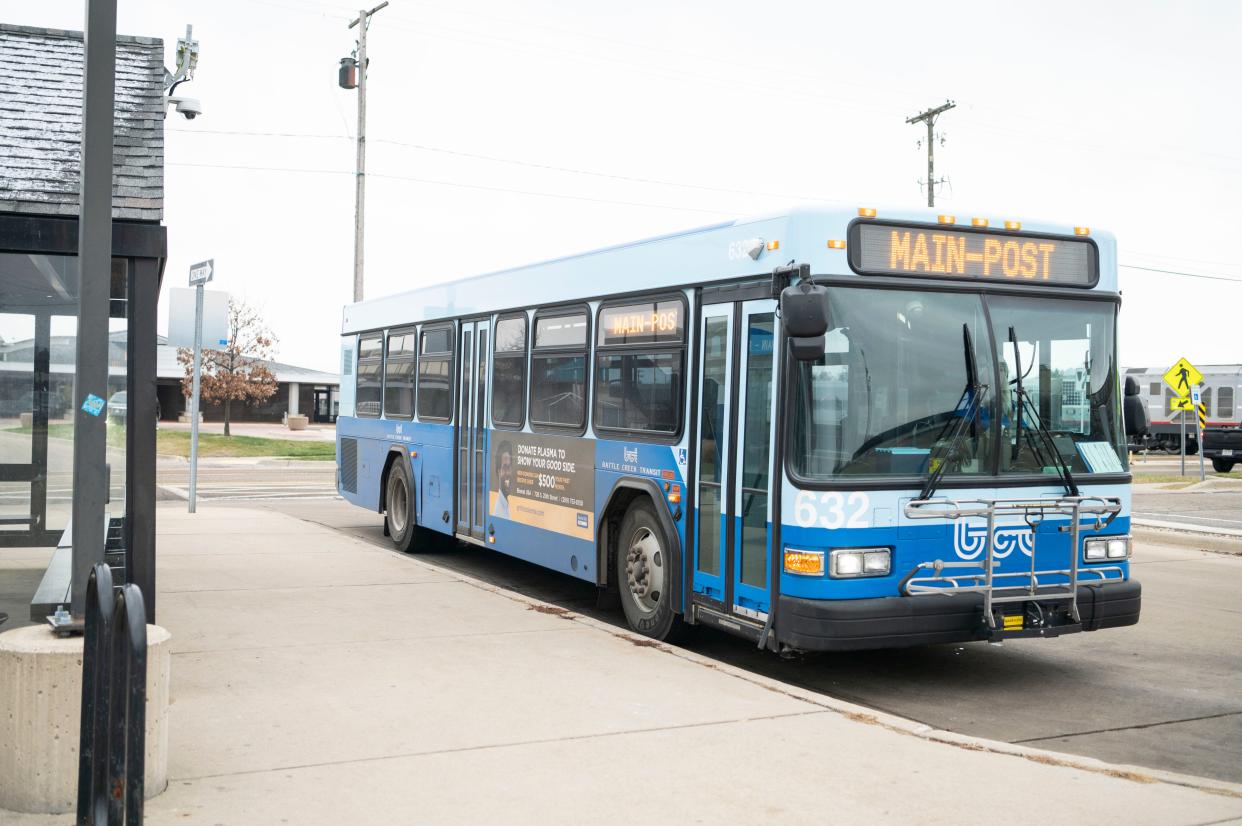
(781, 282), (828, 362)
(1123, 375), (1148, 437)
(1124, 394), (1149, 437)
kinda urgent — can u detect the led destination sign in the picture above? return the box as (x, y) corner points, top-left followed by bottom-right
(598, 300), (684, 346)
(851, 222), (1096, 287)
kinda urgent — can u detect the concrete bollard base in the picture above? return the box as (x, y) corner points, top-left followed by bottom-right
(0, 624), (172, 815)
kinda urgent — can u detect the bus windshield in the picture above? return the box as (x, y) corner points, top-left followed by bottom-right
(789, 286), (1126, 481)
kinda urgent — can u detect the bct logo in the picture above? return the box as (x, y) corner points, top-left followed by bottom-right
(953, 522), (1035, 560)
(623, 446), (639, 464)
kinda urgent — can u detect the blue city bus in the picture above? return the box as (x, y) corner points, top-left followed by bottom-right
(336, 205), (1141, 652)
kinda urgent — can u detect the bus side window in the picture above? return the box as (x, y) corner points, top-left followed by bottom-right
(356, 333), (384, 418)
(492, 314), (527, 429)
(530, 308), (589, 431)
(383, 329), (416, 419)
(592, 296), (686, 439)
(1220, 386), (1235, 420)
(417, 325), (453, 421)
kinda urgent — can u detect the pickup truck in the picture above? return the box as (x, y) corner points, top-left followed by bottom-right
(1202, 427), (1242, 473)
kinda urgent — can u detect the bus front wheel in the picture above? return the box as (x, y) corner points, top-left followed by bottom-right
(616, 499), (684, 641)
(385, 460), (418, 553)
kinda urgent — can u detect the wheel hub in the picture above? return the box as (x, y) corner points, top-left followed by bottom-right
(624, 527), (664, 613)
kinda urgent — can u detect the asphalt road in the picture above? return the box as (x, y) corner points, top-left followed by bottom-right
(1134, 488), (1242, 533)
(261, 496), (1242, 785)
(155, 459), (338, 502)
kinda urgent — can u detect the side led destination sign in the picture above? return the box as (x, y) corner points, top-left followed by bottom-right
(598, 300), (684, 346)
(849, 222), (1097, 286)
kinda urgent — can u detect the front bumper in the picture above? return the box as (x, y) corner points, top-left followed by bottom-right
(777, 579), (1141, 652)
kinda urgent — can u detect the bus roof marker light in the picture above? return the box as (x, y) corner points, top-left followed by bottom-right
(1074, 226), (1090, 236)
(971, 217), (988, 228)
(766, 239), (780, 252)
(938, 215), (955, 225)
(1004, 220), (1022, 231)
(857, 207), (877, 218)
(827, 239), (846, 250)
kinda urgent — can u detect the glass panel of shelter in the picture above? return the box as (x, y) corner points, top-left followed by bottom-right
(0, 253), (128, 546)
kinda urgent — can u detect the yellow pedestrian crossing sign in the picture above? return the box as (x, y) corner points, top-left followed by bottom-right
(1164, 357), (1202, 396)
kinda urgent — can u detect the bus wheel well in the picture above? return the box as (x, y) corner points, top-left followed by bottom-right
(597, 480), (681, 615)
(598, 487), (647, 590)
(378, 450), (406, 514)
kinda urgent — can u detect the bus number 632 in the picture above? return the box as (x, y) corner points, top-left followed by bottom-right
(793, 490), (870, 529)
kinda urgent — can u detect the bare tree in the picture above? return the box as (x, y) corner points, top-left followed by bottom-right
(177, 299), (279, 437)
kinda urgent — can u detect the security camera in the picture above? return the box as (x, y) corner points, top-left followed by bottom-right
(164, 95), (202, 120)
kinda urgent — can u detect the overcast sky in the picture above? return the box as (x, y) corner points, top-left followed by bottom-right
(22, 0), (1242, 373)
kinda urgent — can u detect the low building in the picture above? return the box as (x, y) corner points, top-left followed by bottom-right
(0, 332), (339, 424)
(154, 337), (340, 423)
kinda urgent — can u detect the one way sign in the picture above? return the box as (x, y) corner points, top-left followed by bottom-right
(189, 258), (214, 286)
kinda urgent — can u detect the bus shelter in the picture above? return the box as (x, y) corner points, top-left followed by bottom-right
(0, 24), (166, 625)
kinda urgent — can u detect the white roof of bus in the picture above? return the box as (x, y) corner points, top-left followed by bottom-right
(342, 203), (1116, 335)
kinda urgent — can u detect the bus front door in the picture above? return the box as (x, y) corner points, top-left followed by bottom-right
(455, 319), (490, 542)
(693, 299), (778, 624)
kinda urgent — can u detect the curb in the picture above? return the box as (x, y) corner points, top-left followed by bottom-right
(287, 511), (1242, 802)
(1133, 518), (1242, 541)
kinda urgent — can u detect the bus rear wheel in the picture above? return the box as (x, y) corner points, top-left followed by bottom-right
(616, 499), (684, 641)
(385, 460), (418, 553)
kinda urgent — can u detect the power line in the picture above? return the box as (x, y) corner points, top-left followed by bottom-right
(165, 161), (731, 215)
(166, 127), (837, 202)
(1119, 263), (1242, 284)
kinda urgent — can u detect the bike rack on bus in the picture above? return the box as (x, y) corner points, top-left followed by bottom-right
(901, 496), (1124, 633)
(76, 562), (148, 826)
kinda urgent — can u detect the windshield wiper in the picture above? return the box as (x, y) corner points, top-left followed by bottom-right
(1008, 326), (1080, 496)
(919, 324), (989, 501)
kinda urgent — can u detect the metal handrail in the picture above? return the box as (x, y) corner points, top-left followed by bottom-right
(76, 563), (147, 826)
(903, 495), (1123, 630)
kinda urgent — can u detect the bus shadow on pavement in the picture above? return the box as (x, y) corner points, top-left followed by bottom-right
(354, 522), (1093, 708)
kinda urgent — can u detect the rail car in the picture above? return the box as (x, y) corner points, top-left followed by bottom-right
(1123, 365), (1241, 453)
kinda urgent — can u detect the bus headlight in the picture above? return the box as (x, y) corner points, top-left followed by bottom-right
(829, 548), (891, 578)
(1084, 536), (1130, 562)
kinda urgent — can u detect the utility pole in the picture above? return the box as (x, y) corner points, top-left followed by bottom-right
(347, 2), (388, 303)
(906, 100), (955, 207)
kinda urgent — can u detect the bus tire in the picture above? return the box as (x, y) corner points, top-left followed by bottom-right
(616, 499), (684, 641)
(384, 459), (418, 553)
(1212, 458), (1234, 473)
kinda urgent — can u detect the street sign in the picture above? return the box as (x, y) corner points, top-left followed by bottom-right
(1170, 397), (1194, 412)
(1163, 357), (1202, 396)
(189, 258), (214, 286)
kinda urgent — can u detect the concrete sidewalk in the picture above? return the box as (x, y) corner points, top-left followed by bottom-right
(7, 505), (1242, 825)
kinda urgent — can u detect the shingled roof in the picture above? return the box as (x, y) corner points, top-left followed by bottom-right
(0, 23), (165, 222)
